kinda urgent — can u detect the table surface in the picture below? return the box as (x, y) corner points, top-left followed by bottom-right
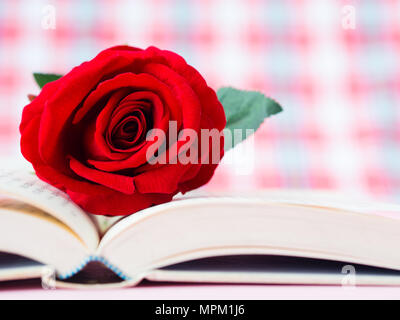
(1, 280), (400, 299)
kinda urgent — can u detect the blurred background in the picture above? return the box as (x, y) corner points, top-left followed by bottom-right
(0, 0), (399, 202)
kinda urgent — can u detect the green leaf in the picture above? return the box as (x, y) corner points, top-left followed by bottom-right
(217, 87), (283, 152)
(33, 73), (63, 89)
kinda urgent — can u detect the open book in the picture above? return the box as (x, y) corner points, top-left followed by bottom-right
(1, 169), (400, 288)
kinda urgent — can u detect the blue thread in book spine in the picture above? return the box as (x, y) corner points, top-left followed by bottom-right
(58, 255), (130, 280)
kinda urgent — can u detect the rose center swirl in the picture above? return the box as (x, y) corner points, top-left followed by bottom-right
(106, 99), (153, 151)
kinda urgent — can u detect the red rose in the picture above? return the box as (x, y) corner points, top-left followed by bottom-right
(20, 46), (226, 215)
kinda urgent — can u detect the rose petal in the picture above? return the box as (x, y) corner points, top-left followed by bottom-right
(109, 114), (146, 150)
(94, 91), (168, 157)
(143, 63), (201, 132)
(38, 53), (142, 168)
(133, 162), (192, 194)
(148, 46), (226, 131)
(73, 72), (181, 127)
(85, 73), (180, 170)
(69, 157), (135, 195)
(21, 116), (126, 197)
(83, 88), (131, 161)
(67, 189), (173, 216)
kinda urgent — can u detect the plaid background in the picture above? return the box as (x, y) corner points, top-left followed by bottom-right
(1, 0), (400, 202)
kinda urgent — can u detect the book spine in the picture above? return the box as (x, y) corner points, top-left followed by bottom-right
(57, 255), (130, 280)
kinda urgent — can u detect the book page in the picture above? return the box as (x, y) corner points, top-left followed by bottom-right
(146, 255), (400, 286)
(178, 189), (400, 219)
(99, 195), (400, 280)
(0, 198), (83, 241)
(0, 170), (99, 250)
(0, 252), (44, 282)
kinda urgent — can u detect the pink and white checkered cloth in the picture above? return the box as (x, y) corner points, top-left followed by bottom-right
(1, 0), (399, 202)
